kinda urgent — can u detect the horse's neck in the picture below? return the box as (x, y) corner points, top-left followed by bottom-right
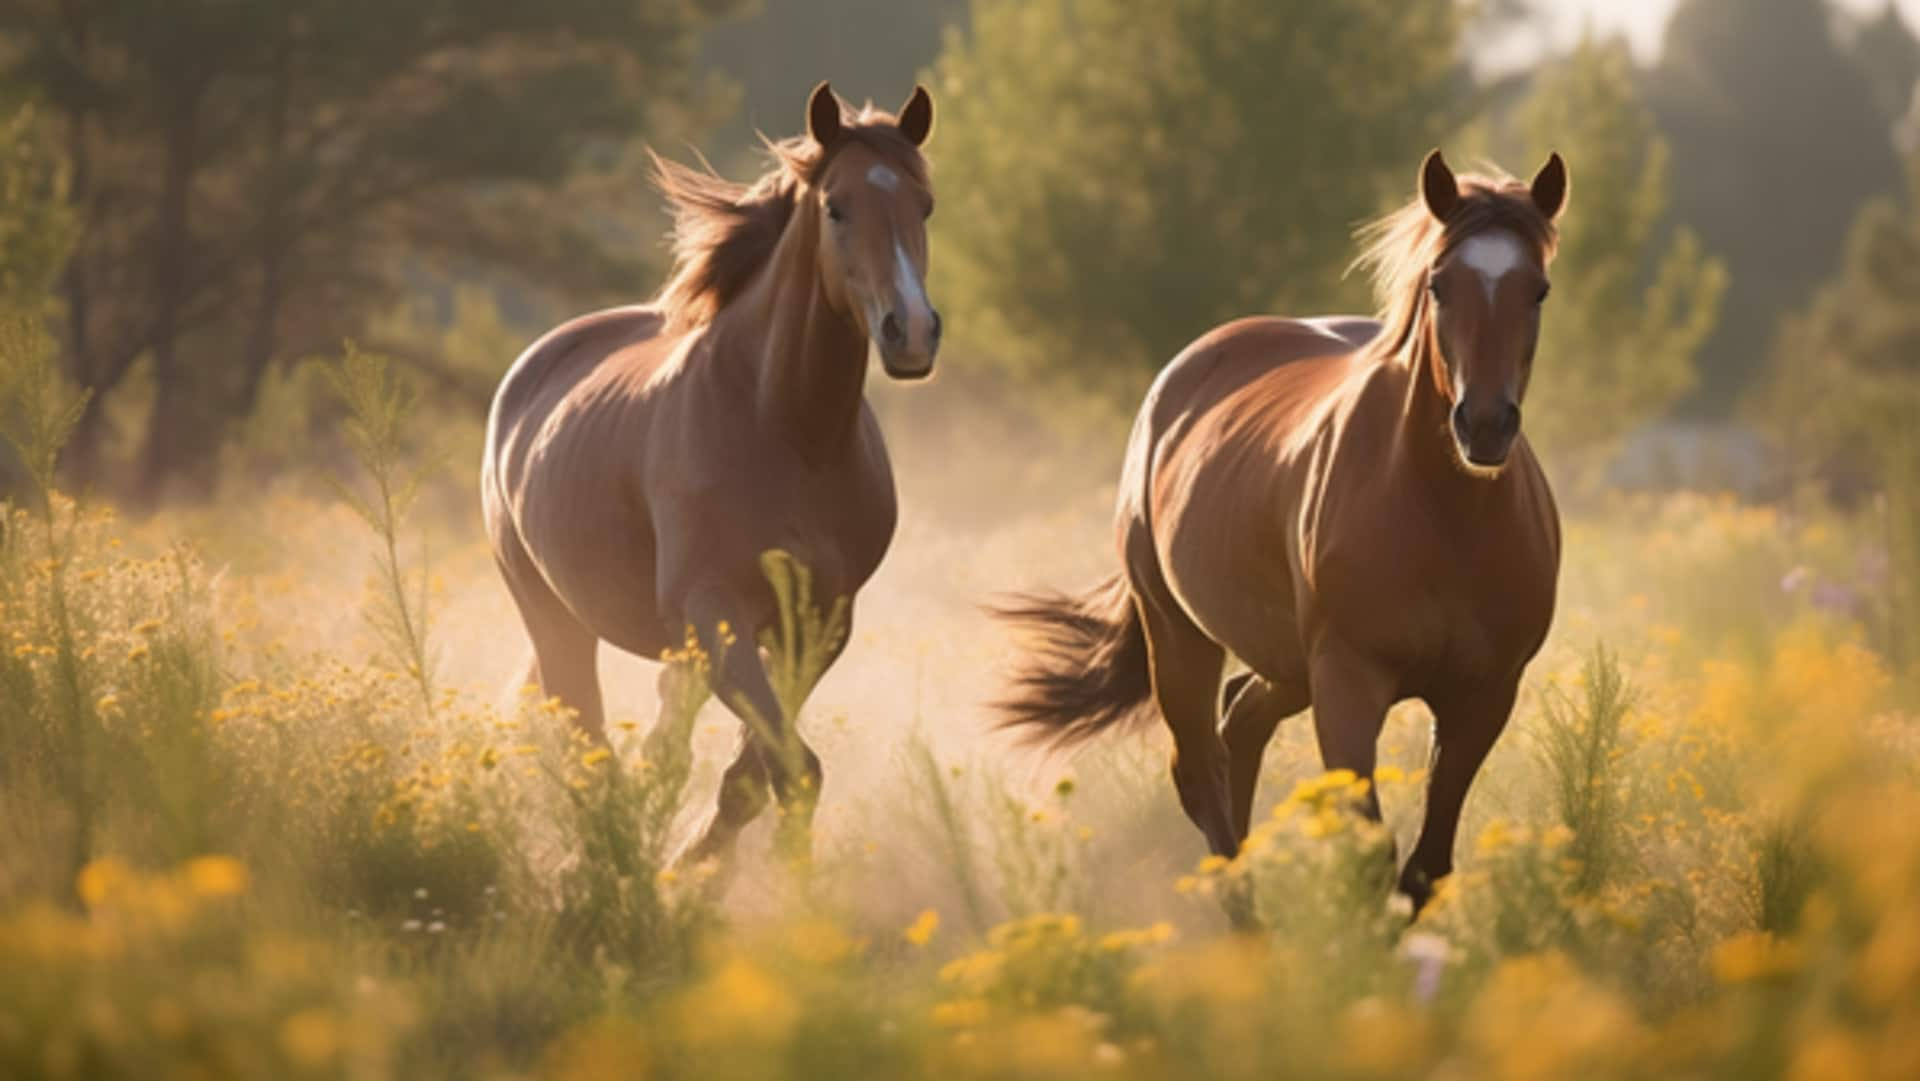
(722, 210), (870, 461)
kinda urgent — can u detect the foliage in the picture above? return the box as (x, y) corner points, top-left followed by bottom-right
(929, 0), (1469, 382)
(0, 0), (740, 493)
(1766, 151), (1920, 669)
(1514, 38), (1726, 465)
(0, 438), (1916, 1077)
(1646, 0), (1906, 412)
(1533, 643), (1635, 895)
(698, 0), (967, 168)
(328, 345), (437, 715)
(0, 313), (87, 502)
(0, 106), (72, 316)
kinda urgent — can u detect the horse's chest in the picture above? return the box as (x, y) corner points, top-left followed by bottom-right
(1317, 511), (1555, 681)
(720, 460), (896, 592)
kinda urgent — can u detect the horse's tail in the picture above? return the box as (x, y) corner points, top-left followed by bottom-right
(992, 574), (1155, 747)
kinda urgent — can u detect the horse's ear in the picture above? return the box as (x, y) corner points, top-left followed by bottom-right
(897, 85), (934, 147)
(807, 81), (842, 147)
(1421, 149), (1459, 222)
(1531, 151), (1569, 221)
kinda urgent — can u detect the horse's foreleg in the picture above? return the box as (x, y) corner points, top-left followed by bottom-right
(1398, 682), (1517, 913)
(1304, 637), (1397, 820)
(1222, 672), (1310, 841)
(683, 592), (825, 863)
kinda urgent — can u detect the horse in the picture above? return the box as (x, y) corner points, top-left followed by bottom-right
(996, 150), (1568, 912)
(481, 82), (940, 867)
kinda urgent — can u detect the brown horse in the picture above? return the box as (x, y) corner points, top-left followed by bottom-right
(482, 83), (939, 865)
(997, 150), (1568, 911)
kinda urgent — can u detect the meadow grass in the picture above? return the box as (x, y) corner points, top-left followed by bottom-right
(3, 338), (1920, 1079)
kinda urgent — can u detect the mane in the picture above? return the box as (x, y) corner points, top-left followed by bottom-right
(1349, 170), (1559, 362)
(649, 107), (929, 332)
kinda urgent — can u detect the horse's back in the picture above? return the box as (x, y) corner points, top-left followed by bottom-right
(1142, 316), (1375, 427)
(1129, 316), (1377, 488)
(486, 306), (666, 455)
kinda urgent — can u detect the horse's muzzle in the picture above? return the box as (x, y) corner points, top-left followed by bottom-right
(1452, 400), (1520, 469)
(877, 307), (940, 381)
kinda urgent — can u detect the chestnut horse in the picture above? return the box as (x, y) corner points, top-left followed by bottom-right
(998, 151), (1569, 911)
(482, 83), (940, 865)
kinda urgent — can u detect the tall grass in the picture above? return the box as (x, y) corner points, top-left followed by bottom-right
(329, 343), (439, 716)
(1534, 642), (1635, 895)
(4, 328), (1920, 1078)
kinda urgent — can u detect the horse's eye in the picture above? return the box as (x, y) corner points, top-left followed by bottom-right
(1427, 277), (1442, 300)
(826, 201), (846, 223)
(1536, 283), (1552, 305)
(922, 202), (934, 221)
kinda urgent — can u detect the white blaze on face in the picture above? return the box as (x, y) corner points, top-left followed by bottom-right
(866, 163), (900, 192)
(1458, 231), (1528, 305)
(894, 240), (929, 323)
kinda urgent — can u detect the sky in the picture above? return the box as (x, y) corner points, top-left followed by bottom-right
(1479, 0), (1920, 71)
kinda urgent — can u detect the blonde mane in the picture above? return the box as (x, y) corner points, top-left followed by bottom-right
(649, 108), (929, 333)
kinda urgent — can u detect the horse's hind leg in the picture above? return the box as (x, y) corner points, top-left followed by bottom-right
(495, 544), (605, 740)
(1132, 573), (1236, 859)
(679, 730), (772, 870)
(1222, 672), (1310, 841)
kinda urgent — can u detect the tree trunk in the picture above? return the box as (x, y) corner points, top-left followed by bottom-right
(56, 0), (104, 491)
(237, 37), (295, 419)
(135, 79), (203, 504)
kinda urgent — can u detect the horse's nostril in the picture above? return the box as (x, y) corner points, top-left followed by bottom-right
(1451, 403), (1471, 442)
(930, 310), (943, 342)
(881, 312), (904, 345)
(1501, 403), (1522, 438)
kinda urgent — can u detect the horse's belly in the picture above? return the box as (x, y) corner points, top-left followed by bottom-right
(559, 562), (671, 658)
(1156, 499), (1306, 681)
(518, 489), (672, 659)
(1169, 558), (1306, 680)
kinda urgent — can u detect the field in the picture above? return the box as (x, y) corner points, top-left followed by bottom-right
(4, 351), (1920, 1081)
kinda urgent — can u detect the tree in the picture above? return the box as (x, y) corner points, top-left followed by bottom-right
(1766, 153), (1920, 666)
(1850, 3), (1920, 131)
(0, 102), (76, 499)
(699, 0), (968, 167)
(0, 104), (72, 316)
(0, 0), (738, 497)
(1646, 0), (1904, 414)
(1514, 38), (1725, 463)
(928, 0), (1469, 382)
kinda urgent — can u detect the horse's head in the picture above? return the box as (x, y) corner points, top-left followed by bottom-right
(1418, 149), (1568, 472)
(803, 82), (941, 381)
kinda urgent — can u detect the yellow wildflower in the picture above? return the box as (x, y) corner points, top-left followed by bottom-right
(183, 855), (250, 899)
(1712, 932), (1802, 984)
(904, 908), (941, 947)
(278, 1008), (342, 1068)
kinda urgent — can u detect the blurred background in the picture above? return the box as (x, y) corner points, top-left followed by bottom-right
(3, 8), (1920, 1076)
(0, 0), (1915, 508)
